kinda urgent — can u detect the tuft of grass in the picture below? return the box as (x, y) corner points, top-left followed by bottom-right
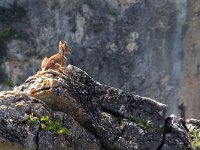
(29, 113), (37, 123)
(40, 116), (70, 137)
(79, 83), (86, 89)
(133, 118), (152, 129)
(68, 76), (73, 81)
(190, 129), (200, 150)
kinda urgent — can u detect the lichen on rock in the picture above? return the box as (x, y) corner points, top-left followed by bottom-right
(0, 65), (198, 149)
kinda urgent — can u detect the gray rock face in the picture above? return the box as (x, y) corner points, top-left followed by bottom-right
(159, 114), (191, 150)
(24, 65), (167, 150)
(0, 92), (101, 150)
(0, 65), (199, 149)
(0, 0), (200, 119)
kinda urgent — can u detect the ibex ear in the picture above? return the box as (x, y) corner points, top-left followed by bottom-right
(66, 44), (72, 54)
(60, 40), (66, 44)
(59, 40), (66, 46)
(59, 40), (66, 50)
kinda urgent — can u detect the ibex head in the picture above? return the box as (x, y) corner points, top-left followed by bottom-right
(59, 40), (71, 55)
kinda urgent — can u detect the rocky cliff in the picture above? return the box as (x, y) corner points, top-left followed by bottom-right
(0, 0), (200, 119)
(0, 65), (199, 150)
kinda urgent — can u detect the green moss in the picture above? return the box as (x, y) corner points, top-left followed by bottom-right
(40, 116), (70, 137)
(2, 80), (14, 87)
(119, 119), (125, 129)
(190, 129), (200, 150)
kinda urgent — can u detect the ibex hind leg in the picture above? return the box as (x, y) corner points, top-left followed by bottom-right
(41, 57), (48, 70)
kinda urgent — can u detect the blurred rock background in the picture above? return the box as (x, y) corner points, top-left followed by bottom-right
(0, 0), (199, 119)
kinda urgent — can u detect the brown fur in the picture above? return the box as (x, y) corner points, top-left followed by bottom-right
(41, 40), (71, 71)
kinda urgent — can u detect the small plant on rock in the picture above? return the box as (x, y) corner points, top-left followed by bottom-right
(40, 116), (70, 137)
(29, 113), (37, 123)
(190, 129), (200, 150)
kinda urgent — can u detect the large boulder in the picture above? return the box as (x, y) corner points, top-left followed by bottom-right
(1, 0), (200, 119)
(0, 65), (197, 150)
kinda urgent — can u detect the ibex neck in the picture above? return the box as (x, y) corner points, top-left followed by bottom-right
(59, 48), (65, 56)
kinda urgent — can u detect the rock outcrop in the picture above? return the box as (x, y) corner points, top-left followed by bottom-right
(1, 0), (200, 119)
(0, 65), (199, 150)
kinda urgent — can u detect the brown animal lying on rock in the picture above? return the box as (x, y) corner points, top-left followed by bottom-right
(41, 40), (71, 72)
